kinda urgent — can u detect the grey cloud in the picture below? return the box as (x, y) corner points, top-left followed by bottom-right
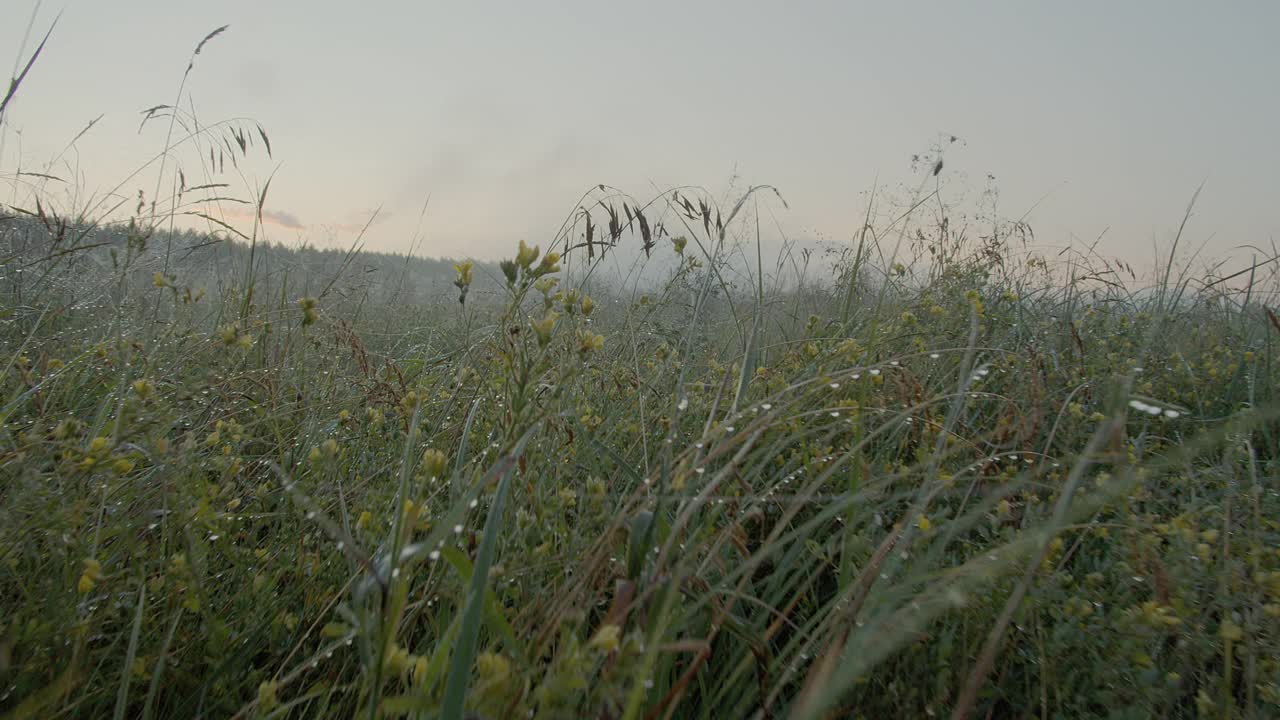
(260, 208), (305, 229)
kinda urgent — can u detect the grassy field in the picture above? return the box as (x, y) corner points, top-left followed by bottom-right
(3, 189), (1279, 719)
(3, 30), (1280, 720)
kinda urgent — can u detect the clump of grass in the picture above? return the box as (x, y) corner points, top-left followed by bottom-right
(2, 21), (1280, 720)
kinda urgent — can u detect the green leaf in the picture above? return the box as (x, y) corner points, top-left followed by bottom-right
(440, 432), (534, 720)
(439, 547), (525, 664)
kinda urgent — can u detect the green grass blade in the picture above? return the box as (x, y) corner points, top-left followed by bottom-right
(439, 431), (534, 720)
(140, 608), (183, 720)
(113, 582), (146, 720)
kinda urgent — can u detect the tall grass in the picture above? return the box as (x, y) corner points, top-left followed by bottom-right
(2, 21), (1280, 720)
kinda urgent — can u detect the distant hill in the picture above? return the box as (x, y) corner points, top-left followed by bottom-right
(0, 212), (508, 310)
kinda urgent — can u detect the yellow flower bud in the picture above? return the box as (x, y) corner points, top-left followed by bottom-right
(298, 297), (319, 326)
(257, 680), (279, 711)
(589, 624), (622, 653)
(78, 558), (103, 593)
(577, 330), (604, 354)
(421, 448), (447, 480)
(531, 312), (559, 347)
(516, 240), (540, 269)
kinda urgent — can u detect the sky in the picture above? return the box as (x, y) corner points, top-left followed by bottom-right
(2, 1), (1278, 273)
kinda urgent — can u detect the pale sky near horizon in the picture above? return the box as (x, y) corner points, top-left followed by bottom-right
(2, 1), (1277, 273)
